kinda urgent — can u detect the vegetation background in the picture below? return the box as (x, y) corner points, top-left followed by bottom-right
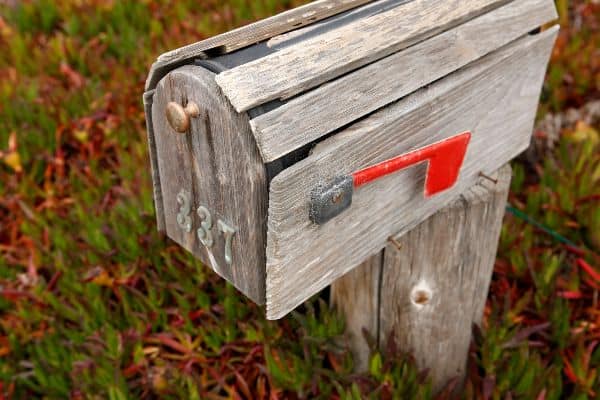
(0, 0), (598, 398)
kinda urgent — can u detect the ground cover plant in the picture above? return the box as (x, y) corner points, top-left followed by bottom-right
(0, 0), (598, 398)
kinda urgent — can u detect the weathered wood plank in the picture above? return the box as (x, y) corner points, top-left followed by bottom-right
(330, 166), (511, 382)
(216, 0), (513, 112)
(330, 253), (383, 371)
(378, 165), (511, 392)
(143, 90), (166, 233)
(249, 0), (558, 162)
(145, 0), (376, 91)
(265, 28), (557, 319)
(152, 66), (268, 304)
(264, 0), (407, 50)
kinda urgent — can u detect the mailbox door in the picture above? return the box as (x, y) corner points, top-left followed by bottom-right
(265, 29), (558, 319)
(151, 66), (268, 304)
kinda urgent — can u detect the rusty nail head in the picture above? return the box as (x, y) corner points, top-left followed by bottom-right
(479, 171), (498, 184)
(388, 236), (402, 251)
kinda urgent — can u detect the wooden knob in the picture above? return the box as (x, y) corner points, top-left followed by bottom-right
(165, 101), (200, 133)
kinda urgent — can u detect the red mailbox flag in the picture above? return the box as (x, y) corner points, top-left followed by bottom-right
(352, 131), (471, 196)
(310, 131), (472, 225)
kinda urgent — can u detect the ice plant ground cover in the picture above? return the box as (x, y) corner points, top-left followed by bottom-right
(0, 0), (598, 398)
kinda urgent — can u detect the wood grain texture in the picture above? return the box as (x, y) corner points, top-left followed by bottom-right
(265, 28), (558, 319)
(330, 252), (383, 371)
(264, 0), (408, 49)
(143, 89), (166, 233)
(249, 0), (558, 162)
(331, 166), (511, 381)
(216, 0), (513, 112)
(152, 66), (268, 304)
(145, 0), (376, 91)
(378, 165), (511, 391)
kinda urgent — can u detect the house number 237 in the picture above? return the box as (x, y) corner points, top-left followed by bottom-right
(176, 190), (236, 265)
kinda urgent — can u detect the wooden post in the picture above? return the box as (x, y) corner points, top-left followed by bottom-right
(331, 164), (511, 391)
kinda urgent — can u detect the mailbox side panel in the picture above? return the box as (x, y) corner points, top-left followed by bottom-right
(265, 28), (559, 319)
(152, 66), (268, 304)
(143, 90), (167, 233)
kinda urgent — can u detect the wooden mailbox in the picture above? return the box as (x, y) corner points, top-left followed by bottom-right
(144, 0), (558, 320)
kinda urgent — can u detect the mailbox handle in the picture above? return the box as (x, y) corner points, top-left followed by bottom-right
(309, 132), (471, 225)
(166, 101), (200, 133)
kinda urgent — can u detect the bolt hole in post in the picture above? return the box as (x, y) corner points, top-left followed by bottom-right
(410, 281), (432, 308)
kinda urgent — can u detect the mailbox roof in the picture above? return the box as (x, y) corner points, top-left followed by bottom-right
(147, 0), (557, 165)
(145, 0), (375, 92)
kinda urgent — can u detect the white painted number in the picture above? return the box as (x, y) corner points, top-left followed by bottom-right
(176, 190), (192, 233)
(196, 206), (214, 247)
(218, 220), (236, 265)
(175, 192), (237, 265)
